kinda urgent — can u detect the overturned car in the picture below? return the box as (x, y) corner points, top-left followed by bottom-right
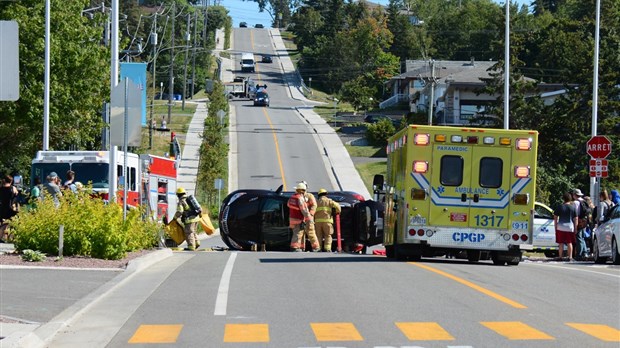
(219, 185), (384, 252)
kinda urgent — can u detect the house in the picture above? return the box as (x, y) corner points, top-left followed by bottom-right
(382, 59), (565, 126)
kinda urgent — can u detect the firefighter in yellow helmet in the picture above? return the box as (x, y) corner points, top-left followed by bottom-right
(299, 180), (318, 251)
(288, 182), (320, 251)
(315, 189), (341, 252)
(174, 187), (201, 251)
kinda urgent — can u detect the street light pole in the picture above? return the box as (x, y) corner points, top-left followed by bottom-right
(167, 2), (176, 123)
(43, 0), (50, 150)
(182, 13), (190, 110)
(190, 11), (198, 99)
(149, 14), (158, 149)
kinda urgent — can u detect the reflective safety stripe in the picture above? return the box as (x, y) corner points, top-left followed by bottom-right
(315, 218), (332, 223)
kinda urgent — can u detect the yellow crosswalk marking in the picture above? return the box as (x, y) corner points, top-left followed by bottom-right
(128, 324), (183, 343)
(223, 323), (270, 342)
(311, 322), (364, 341)
(566, 323), (620, 342)
(481, 321), (554, 340)
(396, 322), (455, 340)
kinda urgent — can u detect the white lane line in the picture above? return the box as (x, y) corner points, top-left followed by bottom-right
(524, 262), (620, 278)
(214, 251), (238, 316)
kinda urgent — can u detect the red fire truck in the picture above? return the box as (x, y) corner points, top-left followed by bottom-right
(31, 151), (178, 222)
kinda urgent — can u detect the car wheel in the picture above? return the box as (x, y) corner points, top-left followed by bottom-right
(612, 238), (620, 265)
(385, 245), (394, 258)
(544, 250), (558, 258)
(593, 238), (607, 264)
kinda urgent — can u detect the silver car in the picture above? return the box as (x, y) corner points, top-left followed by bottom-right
(593, 204), (620, 264)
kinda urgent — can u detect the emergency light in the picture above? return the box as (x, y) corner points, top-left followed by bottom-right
(514, 166), (530, 178)
(483, 136), (495, 145)
(450, 135), (463, 143)
(414, 133), (430, 145)
(516, 138), (532, 150)
(434, 134), (446, 142)
(412, 161), (428, 173)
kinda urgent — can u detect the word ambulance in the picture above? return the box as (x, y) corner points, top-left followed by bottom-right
(31, 150), (178, 222)
(374, 125), (538, 266)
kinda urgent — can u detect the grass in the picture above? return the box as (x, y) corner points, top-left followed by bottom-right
(355, 160), (387, 194)
(345, 144), (385, 158)
(138, 101), (197, 157)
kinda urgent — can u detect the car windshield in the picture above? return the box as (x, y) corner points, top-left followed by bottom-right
(256, 92), (268, 98)
(242, 59), (254, 64)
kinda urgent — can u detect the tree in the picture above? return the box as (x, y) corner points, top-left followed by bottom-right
(0, 0), (110, 176)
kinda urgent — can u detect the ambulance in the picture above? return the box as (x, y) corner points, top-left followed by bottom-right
(374, 125), (538, 265)
(31, 151), (178, 222)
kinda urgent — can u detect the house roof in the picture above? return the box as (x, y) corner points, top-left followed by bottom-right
(390, 60), (497, 83)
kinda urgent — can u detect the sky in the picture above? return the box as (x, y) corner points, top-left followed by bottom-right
(221, 0), (532, 28)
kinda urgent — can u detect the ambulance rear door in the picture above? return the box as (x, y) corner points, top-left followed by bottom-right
(429, 143), (511, 230)
(468, 146), (511, 230)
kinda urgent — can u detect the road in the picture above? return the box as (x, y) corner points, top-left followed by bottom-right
(48, 236), (620, 347)
(229, 27), (336, 192)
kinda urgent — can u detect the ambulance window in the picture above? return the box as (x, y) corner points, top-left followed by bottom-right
(479, 157), (502, 188)
(440, 155), (463, 186)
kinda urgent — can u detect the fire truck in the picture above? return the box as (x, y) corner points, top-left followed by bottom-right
(374, 125), (538, 265)
(31, 151), (178, 222)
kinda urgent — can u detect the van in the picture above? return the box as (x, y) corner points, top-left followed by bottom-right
(240, 53), (255, 72)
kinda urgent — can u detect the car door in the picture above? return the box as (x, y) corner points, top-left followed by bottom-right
(353, 200), (384, 246)
(533, 202), (556, 249)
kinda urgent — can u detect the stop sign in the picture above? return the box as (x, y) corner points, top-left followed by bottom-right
(587, 135), (612, 159)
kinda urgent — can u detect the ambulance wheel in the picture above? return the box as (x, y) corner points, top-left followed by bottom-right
(394, 240), (406, 261)
(492, 259), (506, 265)
(385, 245), (394, 258)
(507, 260), (520, 266)
(409, 254), (421, 262)
(467, 251), (481, 262)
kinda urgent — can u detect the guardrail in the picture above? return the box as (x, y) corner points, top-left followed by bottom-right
(379, 93), (409, 109)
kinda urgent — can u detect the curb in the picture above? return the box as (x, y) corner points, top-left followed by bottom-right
(2, 249), (173, 348)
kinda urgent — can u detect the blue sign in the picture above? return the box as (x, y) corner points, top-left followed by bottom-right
(120, 62), (147, 126)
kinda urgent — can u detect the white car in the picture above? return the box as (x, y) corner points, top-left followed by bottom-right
(593, 204), (620, 264)
(532, 202), (558, 257)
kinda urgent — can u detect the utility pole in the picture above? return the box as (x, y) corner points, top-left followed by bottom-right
(182, 13), (190, 110)
(427, 60), (436, 125)
(190, 10), (198, 98)
(149, 13), (158, 149)
(203, 0), (208, 48)
(167, 2), (176, 123)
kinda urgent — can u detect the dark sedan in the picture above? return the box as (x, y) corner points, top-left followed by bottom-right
(219, 185), (384, 252)
(253, 90), (270, 107)
(261, 55), (273, 63)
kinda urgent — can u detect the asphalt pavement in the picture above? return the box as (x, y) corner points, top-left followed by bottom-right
(0, 27), (371, 347)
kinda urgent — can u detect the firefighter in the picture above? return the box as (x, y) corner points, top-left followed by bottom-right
(288, 182), (320, 252)
(175, 187), (201, 251)
(314, 189), (341, 252)
(299, 180), (317, 251)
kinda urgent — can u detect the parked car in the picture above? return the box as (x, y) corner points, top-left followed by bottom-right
(239, 22), (247, 28)
(253, 90), (270, 107)
(261, 55), (273, 63)
(593, 204), (620, 264)
(532, 202), (559, 257)
(219, 185), (384, 252)
(255, 23), (264, 28)
(364, 115), (401, 128)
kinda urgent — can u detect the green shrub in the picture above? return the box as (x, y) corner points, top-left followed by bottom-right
(21, 249), (46, 262)
(366, 119), (396, 146)
(10, 189), (159, 260)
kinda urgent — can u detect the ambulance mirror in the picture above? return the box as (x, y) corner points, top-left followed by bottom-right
(373, 175), (384, 188)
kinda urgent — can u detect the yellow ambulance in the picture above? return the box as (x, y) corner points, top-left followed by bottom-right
(373, 125), (538, 265)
